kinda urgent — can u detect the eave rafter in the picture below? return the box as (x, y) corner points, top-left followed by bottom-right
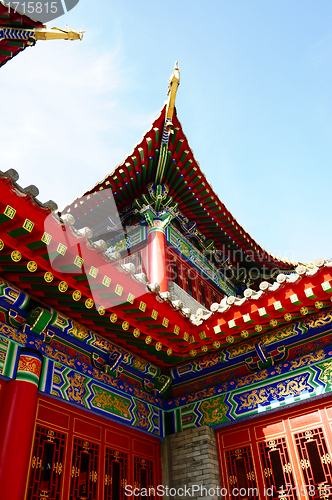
(1, 170), (329, 369)
(0, 175), (205, 366)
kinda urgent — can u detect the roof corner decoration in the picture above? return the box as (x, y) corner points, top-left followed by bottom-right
(0, 2), (83, 68)
(64, 64), (295, 288)
(34, 26), (84, 41)
(155, 62), (180, 186)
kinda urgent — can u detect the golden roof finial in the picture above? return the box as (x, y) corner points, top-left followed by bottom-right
(166, 61), (180, 122)
(34, 26), (84, 41)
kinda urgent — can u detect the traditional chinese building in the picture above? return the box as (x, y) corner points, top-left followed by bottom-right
(1, 5), (332, 499)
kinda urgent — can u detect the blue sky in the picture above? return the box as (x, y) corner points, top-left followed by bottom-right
(1, 1), (332, 264)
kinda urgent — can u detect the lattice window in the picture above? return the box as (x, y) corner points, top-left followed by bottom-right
(133, 456), (155, 499)
(294, 428), (332, 499)
(27, 426), (65, 500)
(259, 438), (296, 500)
(225, 446), (259, 500)
(104, 448), (128, 500)
(70, 438), (99, 500)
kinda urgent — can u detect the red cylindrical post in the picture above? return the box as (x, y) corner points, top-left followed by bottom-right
(147, 220), (168, 293)
(0, 351), (42, 500)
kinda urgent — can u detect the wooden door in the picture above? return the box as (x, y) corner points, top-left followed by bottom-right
(25, 395), (162, 500)
(216, 397), (332, 500)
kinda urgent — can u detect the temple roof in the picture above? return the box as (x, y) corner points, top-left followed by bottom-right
(64, 105), (294, 285)
(1, 63), (327, 370)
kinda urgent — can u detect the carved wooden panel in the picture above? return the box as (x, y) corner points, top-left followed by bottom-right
(69, 438), (99, 500)
(133, 456), (155, 499)
(225, 446), (259, 500)
(259, 437), (296, 500)
(27, 425), (66, 500)
(104, 448), (128, 500)
(294, 427), (332, 499)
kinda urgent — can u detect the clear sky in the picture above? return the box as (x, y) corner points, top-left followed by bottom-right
(1, 1), (332, 264)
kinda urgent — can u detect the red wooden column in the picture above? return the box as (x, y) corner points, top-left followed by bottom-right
(147, 220), (168, 293)
(0, 351), (42, 500)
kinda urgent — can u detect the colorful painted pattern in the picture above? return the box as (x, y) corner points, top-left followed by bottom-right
(30, 339), (163, 408)
(16, 353), (42, 386)
(51, 364), (162, 435)
(171, 346), (332, 432)
(167, 225), (235, 295)
(0, 275), (168, 393)
(2, 270), (332, 436)
(171, 308), (332, 397)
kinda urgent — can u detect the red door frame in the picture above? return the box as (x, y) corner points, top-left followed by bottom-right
(24, 394), (162, 500)
(216, 396), (332, 500)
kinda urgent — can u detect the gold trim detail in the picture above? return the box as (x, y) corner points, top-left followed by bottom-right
(122, 321), (129, 331)
(41, 232), (52, 245)
(133, 328), (140, 338)
(0, 239), (3, 251)
(98, 306), (106, 316)
(57, 243), (67, 256)
(110, 313), (118, 323)
(4, 205), (16, 219)
(155, 342), (162, 351)
(102, 276), (111, 287)
(23, 219), (34, 232)
(85, 298), (94, 309)
(151, 310), (158, 320)
(162, 318), (169, 328)
(89, 266), (98, 278)
(34, 26), (84, 41)
(127, 293), (135, 304)
(72, 290), (81, 301)
(11, 250), (21, 262)
(44, 272), (53, 283)
(139, 302), (146, 312)
(145, 336), (152, 344)
(115, 285), (123, 296)
(167, 348), (173, 356)
(74, 256), (84, 268)
(27, 261), (37, 272)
